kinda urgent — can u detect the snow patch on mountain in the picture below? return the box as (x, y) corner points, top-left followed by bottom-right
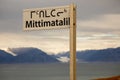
(1, 48), (17, 56)
(57, 57), (69, 63)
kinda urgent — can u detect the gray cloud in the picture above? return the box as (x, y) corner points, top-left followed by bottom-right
(1, 0), (120, 19)
(0, 0), (120, 52)
(1, 0), (120, 32)
(0, 0), (120, 34)
(77, 0), (120, 20)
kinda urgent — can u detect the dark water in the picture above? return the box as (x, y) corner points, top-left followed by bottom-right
(0, 63), (120, 80)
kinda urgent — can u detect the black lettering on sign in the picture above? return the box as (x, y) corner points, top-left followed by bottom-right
(25, 17), (70, 29)
(30, 11), (35, 18)
(44, 21), (51, 26)
(57, 12), (63, 16)
(39, 10), (44, 18)
(45, 10), (50, 17)
(26, 21), (32, 28)
(51, 9), (56, 17)
(55, 19), (59, 26)
(51, 21), (56, 26)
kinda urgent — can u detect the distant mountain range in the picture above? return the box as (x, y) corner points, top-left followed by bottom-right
(54, 47), (120, 62)
(0, 47), (120, 64)
(0, 47), (59, 64)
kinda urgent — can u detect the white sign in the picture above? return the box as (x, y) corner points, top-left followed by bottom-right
(23, 4), (76, 80)
(23, 6), (70, 30)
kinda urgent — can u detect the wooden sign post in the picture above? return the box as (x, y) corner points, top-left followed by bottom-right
(23, 4), (76, 80)
(70, 4), (76, 80)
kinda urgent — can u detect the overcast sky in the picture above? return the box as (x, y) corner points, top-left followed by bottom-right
(0, 0), (120, 54)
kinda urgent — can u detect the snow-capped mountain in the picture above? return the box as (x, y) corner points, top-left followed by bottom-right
(1, 47), (120, 63)
(53, 47), (120, 62)
(0, 47), (59, 63)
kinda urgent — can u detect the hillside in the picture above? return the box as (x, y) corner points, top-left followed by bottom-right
(0, 50), (14, 63)
(1, 47), (120, 63)
(54, 47), (120, 62)
(0, 47), (59, 64)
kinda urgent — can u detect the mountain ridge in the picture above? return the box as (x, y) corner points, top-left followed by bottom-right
(0, 47), (120, 63)
(0, 47), (59, 64)
(54, 47), (120, 62)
